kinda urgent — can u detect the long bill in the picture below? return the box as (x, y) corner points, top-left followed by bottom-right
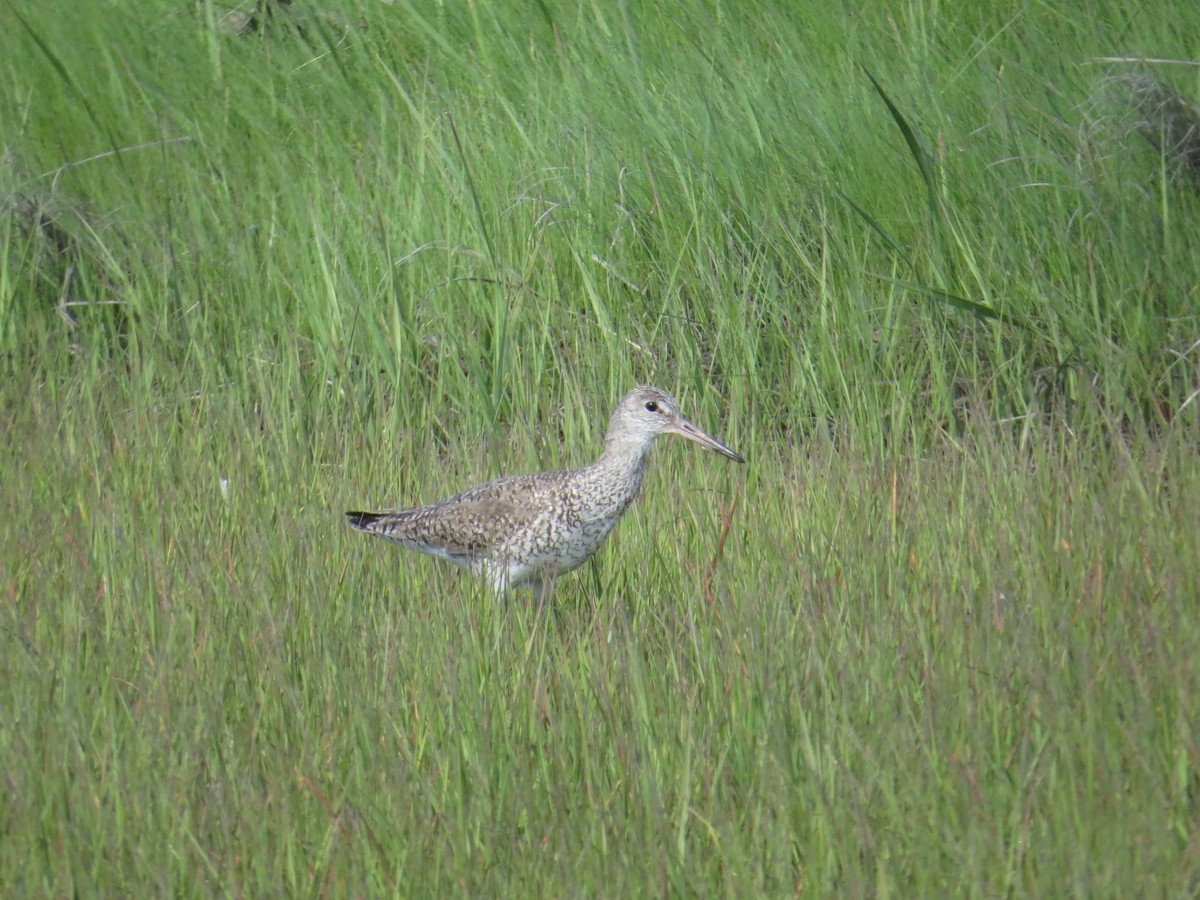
(669, 417), (746, 463)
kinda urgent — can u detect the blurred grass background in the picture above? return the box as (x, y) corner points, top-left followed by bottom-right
(1, 0), (1198, 893)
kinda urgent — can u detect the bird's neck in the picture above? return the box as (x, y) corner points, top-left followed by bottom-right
(587, 435), (655, 499)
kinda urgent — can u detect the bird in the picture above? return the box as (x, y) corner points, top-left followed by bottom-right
(346, 385), (744, 601)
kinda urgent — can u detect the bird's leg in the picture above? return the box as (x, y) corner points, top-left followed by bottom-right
(532, 570), (555, 612)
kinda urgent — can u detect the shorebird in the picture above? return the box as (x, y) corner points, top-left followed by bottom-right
(346, 385), (744, 600)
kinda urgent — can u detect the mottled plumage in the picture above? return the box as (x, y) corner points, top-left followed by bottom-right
(346, 386), (744, 599)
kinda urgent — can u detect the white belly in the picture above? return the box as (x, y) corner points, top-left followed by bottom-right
(484, 511), (625, 592)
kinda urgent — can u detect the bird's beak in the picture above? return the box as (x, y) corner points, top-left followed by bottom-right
(669, 416), (746, 463)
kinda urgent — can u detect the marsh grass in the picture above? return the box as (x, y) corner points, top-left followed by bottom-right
(2, 0), (1199, 893)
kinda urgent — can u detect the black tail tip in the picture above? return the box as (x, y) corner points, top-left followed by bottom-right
(345, 511), (380, 531)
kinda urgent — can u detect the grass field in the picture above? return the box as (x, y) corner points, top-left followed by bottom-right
(2, 0), (1199, 894)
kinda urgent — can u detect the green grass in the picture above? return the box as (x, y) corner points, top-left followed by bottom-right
(2, 0), (1199, 893)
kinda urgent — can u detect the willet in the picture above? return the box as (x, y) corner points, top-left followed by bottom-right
(346, 385), (744, 600)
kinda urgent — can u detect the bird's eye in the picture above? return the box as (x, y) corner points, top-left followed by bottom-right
(644, 401), (659, 412)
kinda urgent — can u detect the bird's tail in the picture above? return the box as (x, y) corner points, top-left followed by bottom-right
(346, 510), (386, 532)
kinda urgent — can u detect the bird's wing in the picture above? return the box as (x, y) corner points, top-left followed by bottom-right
(354, 472), (566, 560)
